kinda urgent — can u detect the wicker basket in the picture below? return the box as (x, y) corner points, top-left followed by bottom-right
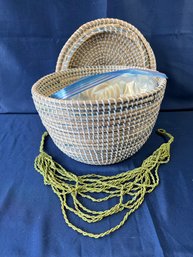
(32, 19), (166, 165)
(56, 18), (156, 71)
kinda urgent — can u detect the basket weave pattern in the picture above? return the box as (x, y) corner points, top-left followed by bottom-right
(56, 18), (156, 71)
(32, 19), (166, 165)
(32, 66), (166, 165)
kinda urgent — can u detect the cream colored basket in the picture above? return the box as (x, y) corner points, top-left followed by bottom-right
(56, 18), (156, 71)
(32, 19), (166, 165)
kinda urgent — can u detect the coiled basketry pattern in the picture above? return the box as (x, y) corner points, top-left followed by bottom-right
(56, 18), (156, 71)
(32, 66), (166, 165)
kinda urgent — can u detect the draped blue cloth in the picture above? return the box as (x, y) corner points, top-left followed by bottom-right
(0, 0), (193, 256)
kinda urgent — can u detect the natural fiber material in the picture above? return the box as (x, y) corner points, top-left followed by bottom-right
(56, 18), (156, 71)
(32, 18), (165, 165)
(34, 129), (174, 238)
(32, 66), (166, 165)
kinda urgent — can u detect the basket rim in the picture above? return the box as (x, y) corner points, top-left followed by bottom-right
(31, 66), (166, 105)
(55, 18), (156, 72)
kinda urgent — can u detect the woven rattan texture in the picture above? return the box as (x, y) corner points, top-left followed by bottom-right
(32, 66), (166, 165)
(56, 18), (156, 72)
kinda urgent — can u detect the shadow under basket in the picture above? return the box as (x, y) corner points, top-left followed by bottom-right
(32, 66), (166, 165)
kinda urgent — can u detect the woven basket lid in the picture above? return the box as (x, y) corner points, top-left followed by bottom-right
(56, 18), (156, 72)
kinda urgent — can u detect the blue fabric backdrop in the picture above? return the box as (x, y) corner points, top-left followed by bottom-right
(0, 0), (193, 256)
(0, 0), (193, 113)
(1, 112), (193, 257)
